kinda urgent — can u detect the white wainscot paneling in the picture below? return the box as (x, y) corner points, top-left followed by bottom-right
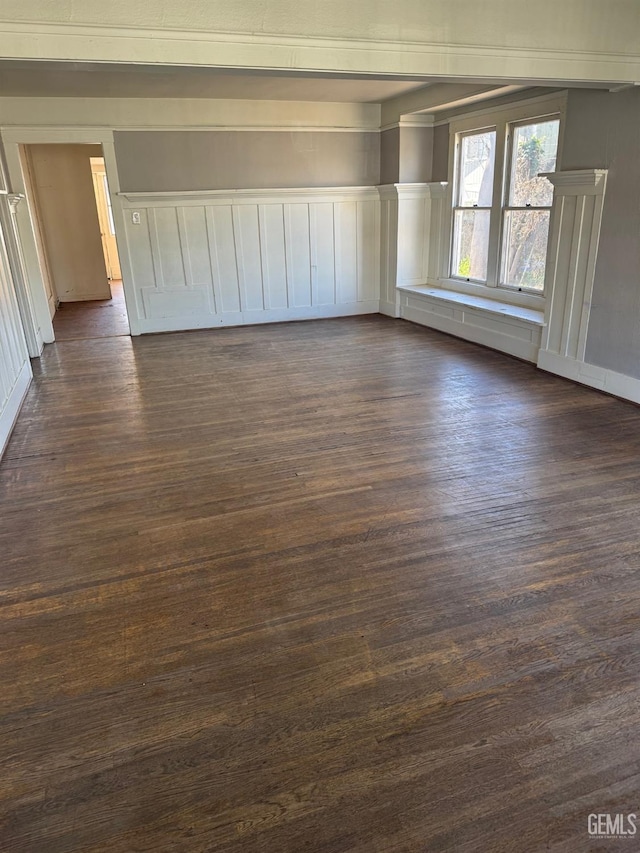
(534, 170), (640, 403)
(119, 187), (380, 333)
(537, 170), (608, 368)
(377, 182), (446, 318)
(0, 210), (31, 457)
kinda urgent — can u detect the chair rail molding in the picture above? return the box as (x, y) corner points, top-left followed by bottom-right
(537, 169), (608, 375)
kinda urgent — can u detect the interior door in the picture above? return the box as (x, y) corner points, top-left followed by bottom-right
(91, 165), (122, 281)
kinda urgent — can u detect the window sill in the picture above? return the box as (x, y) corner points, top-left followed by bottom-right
(397, 285), (545, 326)
(437, 277), (546, 312)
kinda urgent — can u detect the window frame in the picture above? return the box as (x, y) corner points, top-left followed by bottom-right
(451, 126), (497, 285)
(499, 114), (560, 293)
(441, 94), (566, 310)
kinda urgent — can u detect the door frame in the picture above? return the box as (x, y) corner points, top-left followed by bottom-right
(90, 157), (122, 282)
(2, 127), (140, 343)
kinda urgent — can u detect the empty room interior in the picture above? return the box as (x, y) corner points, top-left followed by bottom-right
(1, 3), (640, 851)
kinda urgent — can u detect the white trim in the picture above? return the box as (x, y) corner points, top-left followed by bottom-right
(394, 182), (445, 199)
(0, 192), (42, 356)
(380, 115), (435, 132)
(539, 168), (608, 363)
(377, 184), (400, 200)
(446, 92), (567, 134)
(7, 193), (25, 212)
(118, 186), (381, 204)
(0, 359), (31, 460)
(3, 122), (380, 135)
(435, 277), (546, 311)
(135, 300), (380, 334)
(0, 21), (639, 83)
(2, 127), (141, 338)
(4, 125), (380, 134)
(538, 351), (640, 406)
(540, 168), (607, 192)
(1, 141), (55, 344)
(2, 127), (116, 145)
(379, 300), (399, 318)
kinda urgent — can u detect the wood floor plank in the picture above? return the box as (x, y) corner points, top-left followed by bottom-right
(1, 314), (640, 851)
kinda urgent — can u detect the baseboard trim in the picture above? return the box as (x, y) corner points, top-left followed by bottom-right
(537, 350), (640, 405)
(137, 301), (380, 334)
(0, 360), (32, 459)
(379, 299), (399, 318)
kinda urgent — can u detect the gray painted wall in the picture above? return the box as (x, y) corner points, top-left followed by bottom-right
(562, 88), (640, 379)
(432, 124), (449, 182)
(380, 127), (400, 184)
(398, 126), (433, 183)
(380, 125), (434, 185)
(114, 130), (380, 191)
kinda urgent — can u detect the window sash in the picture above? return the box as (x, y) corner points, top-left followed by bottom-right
(503, 115), (559, 209)
(448, 124), (504, 287)
(499, 208), (552, 292)
(453, 128), (497, 209)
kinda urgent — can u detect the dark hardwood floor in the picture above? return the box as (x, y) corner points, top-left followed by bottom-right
(1, 315), (639, 852)
(52, 280), (130, 341)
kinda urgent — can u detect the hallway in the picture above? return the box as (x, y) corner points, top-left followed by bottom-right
(52, 280), (129, 341)
(2, 317), (640, 852)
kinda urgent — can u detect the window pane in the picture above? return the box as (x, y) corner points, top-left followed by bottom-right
(500, 209), (551, 290)
(458, 130), (496, 206)
(509, 119), (559, 207)
(452, 209), (491, 281)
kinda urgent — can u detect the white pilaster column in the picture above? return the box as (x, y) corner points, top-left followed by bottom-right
(537, 169), (607, 372)
(377, 182), (448, 317)
(1, 192), (43, 356)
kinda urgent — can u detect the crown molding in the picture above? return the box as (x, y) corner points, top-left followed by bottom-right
(377, 181), (448, 200)
(381, 114), (435, 132)
(540, 169), (608, 195)
(540, 169), (608, 188)
(7, 193), (25, 212)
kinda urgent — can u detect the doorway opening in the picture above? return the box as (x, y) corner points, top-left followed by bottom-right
(21, 143), (130, 341)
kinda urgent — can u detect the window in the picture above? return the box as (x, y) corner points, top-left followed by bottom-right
(452, 130), (496, 282)
(449, 110), (560, 297)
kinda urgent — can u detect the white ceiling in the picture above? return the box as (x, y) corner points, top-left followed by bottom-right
(0, 61), (431, 102)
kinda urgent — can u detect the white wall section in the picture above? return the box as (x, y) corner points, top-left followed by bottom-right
(119, 187), (380, 333)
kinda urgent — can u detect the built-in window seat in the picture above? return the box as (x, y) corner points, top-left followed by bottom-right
(396, 284), (545, 363)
